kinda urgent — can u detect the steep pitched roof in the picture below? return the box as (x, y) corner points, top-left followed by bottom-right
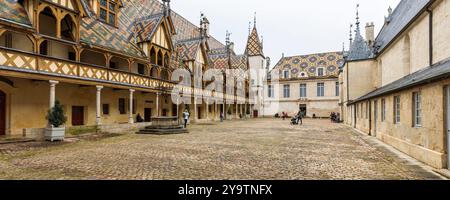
(245, 26), (264, 57)
(352, 58), (450, 104)
(0, 0), (32, 27)
(272, 52), (344, 78)
(231, 54), (248, 70)
(134, 13), (164, 43)
(373, 0), (432, 55)
(79, 0), (166, 58)
(175, 38), (202, 61)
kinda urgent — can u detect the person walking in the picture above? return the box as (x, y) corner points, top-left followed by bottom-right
(297, 110), (303, 125)
(182, 109), (190, 128)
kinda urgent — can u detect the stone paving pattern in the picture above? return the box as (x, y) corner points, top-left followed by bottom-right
(0, 119), (443, 180)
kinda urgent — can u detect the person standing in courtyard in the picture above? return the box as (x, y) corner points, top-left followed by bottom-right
(297, 110), (303, 125)
(220, 112), (224, 122)
(182, 109), (190, 128)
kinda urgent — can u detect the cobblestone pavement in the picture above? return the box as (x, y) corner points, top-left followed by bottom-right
(0, 119), (444, 180)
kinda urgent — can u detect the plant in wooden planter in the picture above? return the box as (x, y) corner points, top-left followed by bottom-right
(45, 101), (67, 142)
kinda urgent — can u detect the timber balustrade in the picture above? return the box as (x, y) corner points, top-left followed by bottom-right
(0, 47), (246, 102)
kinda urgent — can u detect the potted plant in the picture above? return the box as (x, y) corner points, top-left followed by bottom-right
(45, 101), (67, 142)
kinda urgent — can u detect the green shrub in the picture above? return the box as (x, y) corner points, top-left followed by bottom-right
(46, 101), (67, 127)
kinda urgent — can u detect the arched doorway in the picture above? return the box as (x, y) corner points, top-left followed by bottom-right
(0, 90), (6, 136)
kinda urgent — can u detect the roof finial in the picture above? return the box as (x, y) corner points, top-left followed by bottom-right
(349, 23), (353, 46)
(261, 35), (264, 50)
(356, 4), (360, 27)
(248, 21), (251, 35)
(254, 12), (257, 28)
(226, 30), (231, 46)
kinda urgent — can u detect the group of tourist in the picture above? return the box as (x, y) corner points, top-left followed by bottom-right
(330, 112), (341, 123)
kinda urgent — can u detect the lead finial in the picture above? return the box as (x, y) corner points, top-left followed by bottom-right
(349, 24), (353, 46)
(254, 12), (257, 27)
(356, 4), (360, 26)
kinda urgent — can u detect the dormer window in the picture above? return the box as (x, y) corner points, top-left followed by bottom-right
(98, 0), (118, 26)
(317, 67), (324, 77)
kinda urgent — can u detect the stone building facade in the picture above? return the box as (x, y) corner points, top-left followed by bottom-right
(0, 0), (259, 137)
(265, 52), (343, 118)
(339, 0), (450, 169)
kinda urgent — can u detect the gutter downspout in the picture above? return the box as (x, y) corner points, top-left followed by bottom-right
(427, 8), (433, 66)
(369, 101), (372, 136)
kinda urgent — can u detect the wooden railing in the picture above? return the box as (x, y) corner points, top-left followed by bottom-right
(0, 47), (250, 102)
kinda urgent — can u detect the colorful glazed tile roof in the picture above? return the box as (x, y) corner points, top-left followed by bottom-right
(272, 52), (344, 78)
(79, 0), (166, 58)
(175, 38), (202, 61)
(231, 54), (248, 70)
(209, 53), (229, 70)
(245, 26), (263, 57)
(134, 14), (164, 43)
(0, 0), (32, 27)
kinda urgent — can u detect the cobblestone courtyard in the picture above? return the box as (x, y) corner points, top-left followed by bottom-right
(0, 119), (444, 180)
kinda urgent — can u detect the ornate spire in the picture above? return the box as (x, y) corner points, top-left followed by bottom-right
(246, 12), (263, 57)
(348, 4), (372, 61)
(162, 0), (171, 17)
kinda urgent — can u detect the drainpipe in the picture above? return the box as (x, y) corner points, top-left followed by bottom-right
(427, 8), (433, 66)
(368, 101), (372, 136)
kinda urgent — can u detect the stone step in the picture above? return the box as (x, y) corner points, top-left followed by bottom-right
(137, 129), (188, 135)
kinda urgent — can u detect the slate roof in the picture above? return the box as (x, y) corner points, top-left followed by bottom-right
(272, 52), (344, 79)
(352, 58), (450, 104)
(0, 0), (32, 27)
(347, 21), (372, 61)
(373, 0), (432, 55)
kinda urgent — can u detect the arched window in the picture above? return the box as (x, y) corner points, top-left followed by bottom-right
(150, 48), (156, 64)
(61, 14), (76, 41)
(164, 53), (169, 68)
(150, 67), (158, 78)
(157, 51), (163, 66)
(403, 35), (411, 75)
(39, 7), (57, 37)
(161, 70), (169, 80)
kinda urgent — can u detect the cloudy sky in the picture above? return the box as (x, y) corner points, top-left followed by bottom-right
(171, 0), (400, 68)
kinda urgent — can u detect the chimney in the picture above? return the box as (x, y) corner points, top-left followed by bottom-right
(365, 22), (375, 47)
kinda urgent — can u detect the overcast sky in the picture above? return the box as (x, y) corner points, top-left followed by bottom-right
(170, 0), (401, 68)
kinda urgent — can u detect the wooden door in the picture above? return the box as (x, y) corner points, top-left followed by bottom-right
(253, 110), (259, 118)
(0, 91), (6, 135)
(197, 107), (201, 119)
(144, 108), (152, 122)
(172, 104), (178, 117)
(72, 106), (84, 126)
